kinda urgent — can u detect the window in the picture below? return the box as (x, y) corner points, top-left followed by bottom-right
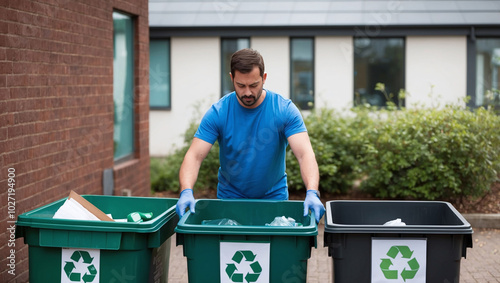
(474, 38), (500, 107)
(221, 38), (250, 97)
(113, 11), (135, 161)
(354, 38), (405, 107)
(149, 39), (171, 109)
(290, 38), (314, 110)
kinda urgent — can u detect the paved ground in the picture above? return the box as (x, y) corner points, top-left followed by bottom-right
(460, 228), (500, 283)
(167, 225), (500, 282)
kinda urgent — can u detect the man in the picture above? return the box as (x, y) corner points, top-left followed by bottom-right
(176, 48), (325, 223)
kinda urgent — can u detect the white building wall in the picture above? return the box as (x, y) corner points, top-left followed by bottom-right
(406, 36), (467, 108)
(315, 36), (354, 110)
(149, 37), (220, 156)
(251, 37), (290, 98)
(150, 35), (470, 156)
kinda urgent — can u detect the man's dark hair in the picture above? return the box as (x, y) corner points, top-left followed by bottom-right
(230, 48), (265, 78)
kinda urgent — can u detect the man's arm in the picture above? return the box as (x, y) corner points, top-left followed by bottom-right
(176, 137), (213, 217)
(288, 132), (325, 223)
(288, 132), (319, 192)
(179, 137), (214, 192)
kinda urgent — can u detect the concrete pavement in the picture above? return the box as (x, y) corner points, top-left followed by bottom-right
(167, 225), (500, 282)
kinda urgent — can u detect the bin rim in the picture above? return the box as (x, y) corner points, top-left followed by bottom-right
(174, 199), (318, 236)
(15, 195), (178, 234)
(324, 200), (473, 235)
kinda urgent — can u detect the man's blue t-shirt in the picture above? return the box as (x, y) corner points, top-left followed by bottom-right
(194, 90), (307, 200)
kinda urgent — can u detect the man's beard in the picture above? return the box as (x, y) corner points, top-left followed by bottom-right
(236, 88), (263, 107)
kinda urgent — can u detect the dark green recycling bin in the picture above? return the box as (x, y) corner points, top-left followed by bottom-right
(324, 200), (473, 283)
(175, 199), (317, 283)
(16, 195), (178, 283)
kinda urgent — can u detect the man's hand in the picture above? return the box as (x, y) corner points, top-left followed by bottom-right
(303, 190), (325, 223)
(176, 189), (195, 217)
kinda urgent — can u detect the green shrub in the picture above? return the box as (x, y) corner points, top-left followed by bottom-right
(286, 108), (369, 194)
(152, 101), (500, 203)
(359, 105), (500, 201)
(150, 122), (219, 193)
(150, 147), (185, 193)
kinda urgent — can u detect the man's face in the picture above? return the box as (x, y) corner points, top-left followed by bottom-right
(231, 66), (267, 108)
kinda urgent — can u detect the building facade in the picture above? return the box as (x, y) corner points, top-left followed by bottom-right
(1, 0), (150, 281)
(148, 0), (500, 156)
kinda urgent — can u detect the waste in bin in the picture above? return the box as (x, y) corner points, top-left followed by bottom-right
(16, 195), (179, 283)
(175, 199), (317, 283)
(324, 200), (473, 283)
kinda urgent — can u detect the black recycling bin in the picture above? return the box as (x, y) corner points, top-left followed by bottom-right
(324, 200), (473, 283)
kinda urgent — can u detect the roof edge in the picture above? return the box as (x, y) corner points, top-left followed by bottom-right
(150, 25), (500, 38)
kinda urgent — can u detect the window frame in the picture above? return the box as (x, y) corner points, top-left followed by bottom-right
(353, 36), (406, 108)
(149, 38), (172, 110)
(289, 37), (315, 110)
(112, 10), (136, 163)
(220, 37), (251, 97)
(467, 36), (500, 109)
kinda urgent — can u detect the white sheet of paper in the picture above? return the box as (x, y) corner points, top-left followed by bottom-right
(53, 198), (101, 221)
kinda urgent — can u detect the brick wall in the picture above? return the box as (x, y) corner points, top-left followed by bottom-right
(0, 0), (150, 281)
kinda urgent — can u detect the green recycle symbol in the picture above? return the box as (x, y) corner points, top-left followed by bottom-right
(63, 250), (97, 283)
(225, 250), (262, 283)
(380, 245), (420, 282)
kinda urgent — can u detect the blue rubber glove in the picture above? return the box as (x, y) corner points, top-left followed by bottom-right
(303, 190), (325, 223)
(176, 189), (195, 217)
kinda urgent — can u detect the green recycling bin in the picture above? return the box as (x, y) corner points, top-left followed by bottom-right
(16, 195), (179, 283)
(175, 199), (318, 283)
(324, 200), (473, 283)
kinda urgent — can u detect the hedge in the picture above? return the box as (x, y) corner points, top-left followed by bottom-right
(151, 102), (500, 202)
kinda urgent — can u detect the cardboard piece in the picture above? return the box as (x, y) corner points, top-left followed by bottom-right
(53, 190), (114, 222)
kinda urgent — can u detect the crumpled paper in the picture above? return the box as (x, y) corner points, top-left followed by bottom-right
(383, 218), (406, 226)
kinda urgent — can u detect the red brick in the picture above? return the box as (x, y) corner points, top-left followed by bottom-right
(0, 126), (6, 141)
(0, 21), (7, 35)
(0, 92), (8, 105)
(6, 74), (28, 87)
(0, 61), (12, 75)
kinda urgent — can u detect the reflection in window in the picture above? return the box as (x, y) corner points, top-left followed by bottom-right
(475, 38), (500, 107)
(113, 11), (135, 161)
(221, 38), (250, 97)
(149, 39), (171, 109)
(291, 38), (314, 110)
(354, 38), (405, 107)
